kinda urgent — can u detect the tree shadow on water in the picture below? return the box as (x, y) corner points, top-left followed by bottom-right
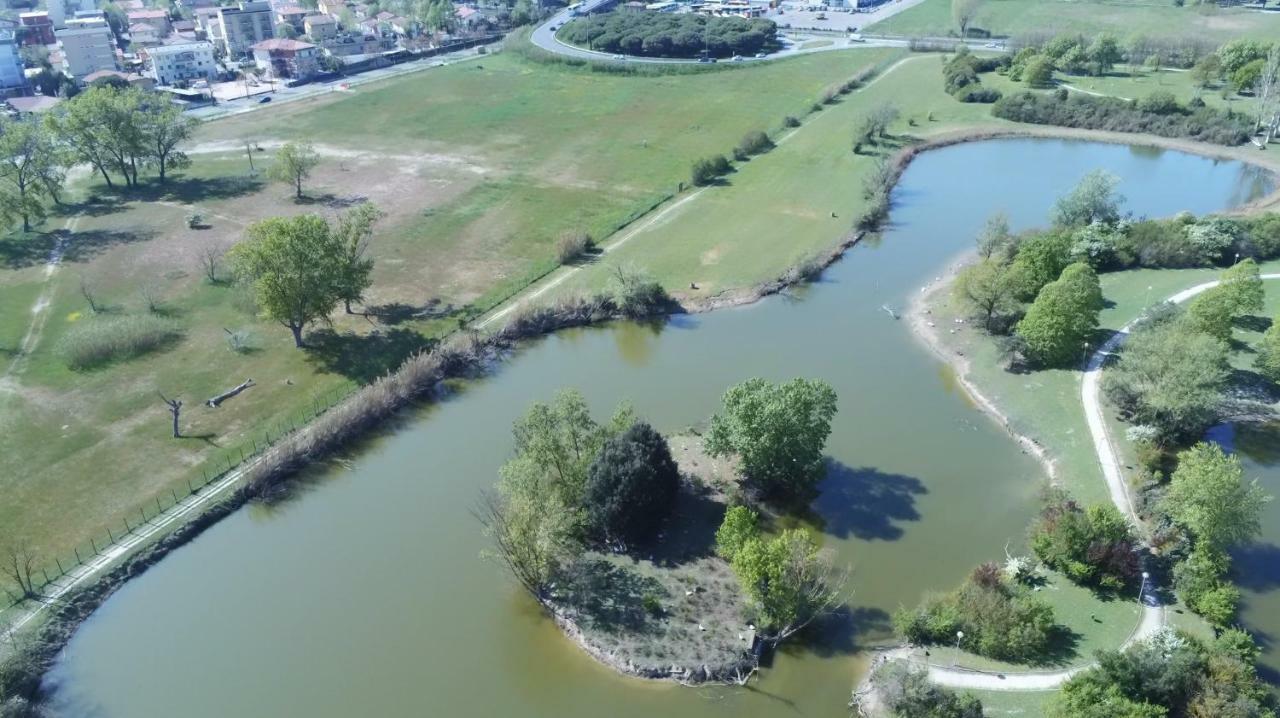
(303, 327), (433, 384)
(1231, 542), (1280, 592)
(780, 605), (892, 661)
(810, 461), (926, 541)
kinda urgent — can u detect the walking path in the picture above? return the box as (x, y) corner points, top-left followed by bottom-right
(895, 272), (1280, 691)
(1, 215), (77, 386)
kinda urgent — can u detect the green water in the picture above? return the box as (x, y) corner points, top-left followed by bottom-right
(46, 139), (1272, 717)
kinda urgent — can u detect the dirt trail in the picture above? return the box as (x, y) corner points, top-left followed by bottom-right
(1, 215), (79, 387)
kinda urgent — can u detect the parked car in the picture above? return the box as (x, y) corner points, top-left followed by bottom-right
(613, 53), (626, 59)
(732, 54), (744, 61)
(257, 96), (272, 104)
(754, 51), (766, 58)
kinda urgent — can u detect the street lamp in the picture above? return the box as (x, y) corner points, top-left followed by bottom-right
(951, 630), (964, 666)
(1144, 285), (1153, 309)
(1138, 571), (1149, 605)
(1235, 252), (1241, 265)
(1082, 340), (1090, 369)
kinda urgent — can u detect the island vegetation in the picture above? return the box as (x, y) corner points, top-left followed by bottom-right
(477, 378), (846, 682)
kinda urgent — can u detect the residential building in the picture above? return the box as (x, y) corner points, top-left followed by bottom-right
(17, 11), (56, 46)
(251, 37), (316, 78)
(7, 95), (61, 115)
(316, 0), (349, 16)
(82, 68), (154, 88)
(147, 40), (216, 84)
(0, 31), (26, 96)
(56, 17), (116, 79)
(126, 9), (171, 35)
(303, 13), (336, 40)
(321, 30), (391, 56)
(47, 0), (96, 30)
(216, 1), (274, 57)
(128, 22), (160, 44)
(276, 5), (308, 30)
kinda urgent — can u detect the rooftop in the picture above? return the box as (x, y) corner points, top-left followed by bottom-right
(8, 95), (61, 113)
(252, 37), (316, 51)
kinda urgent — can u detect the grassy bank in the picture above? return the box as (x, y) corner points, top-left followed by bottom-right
(867, 0), (1280, 43)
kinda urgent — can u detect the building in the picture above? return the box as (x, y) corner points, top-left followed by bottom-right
(147, 40), (215, 85)
(7, 95), (61, 115)
(47, 0), (97, 30)
(303, 13), (336, 40)
(126, 9), (171, 35)
(321, 30), (391, 56)
(251, 37), (317, 78)
(128, 22), (161, 44)
(0, 31), (26, 96)
(81, 68), (154, 88)
(216, 1), (274, 58)
(18, 12), (56, 46)
(56, 17), (116, 79)
(276, 5), (308, 31)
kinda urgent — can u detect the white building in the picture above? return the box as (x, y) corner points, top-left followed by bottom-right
(47, 0), (97, 30)
(0, 31), (27, 96)
(216, 1), (275, 58)
(147, 40), (216, 85)
(57, 17), (117, 79)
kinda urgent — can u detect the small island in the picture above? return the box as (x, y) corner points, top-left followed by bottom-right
(477, 378), (846, 683)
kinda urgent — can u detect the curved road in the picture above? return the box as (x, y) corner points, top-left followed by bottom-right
(907, 273), (1280, 691)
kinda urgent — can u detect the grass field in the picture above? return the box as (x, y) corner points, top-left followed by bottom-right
(867, 0), (1280, 42)
(0, 46), (897, 579)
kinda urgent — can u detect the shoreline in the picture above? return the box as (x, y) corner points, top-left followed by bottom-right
(10, 125), (1280, 706)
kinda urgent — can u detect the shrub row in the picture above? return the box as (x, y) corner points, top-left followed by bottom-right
(991, 90), (1254, 146)
(560, 11), (776, 59)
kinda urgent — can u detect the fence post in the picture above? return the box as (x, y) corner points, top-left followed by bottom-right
(124, 516), (130, 532)
(91, 537), (97, 554)
(75, 547), (81, 564)
(41, 568), (50, 585)
(55, 558), (64, 575)
(156, 497), (163, 513)
(188, 477), (194, 494)
(172, 488), (179, 504)
(107, 527), (114, 542)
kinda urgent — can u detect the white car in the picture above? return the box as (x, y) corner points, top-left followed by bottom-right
(613, 54), (626, 60)
(732, 55), (744, 61)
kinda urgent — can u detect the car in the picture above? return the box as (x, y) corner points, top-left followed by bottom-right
(732, 54), (744, 61)
(698, 56), (711, 63)
(754, 52), (766, 58)
(613, 53), (626, 60)
(257, 96), (272, 104)
(985, 42), (998, 48)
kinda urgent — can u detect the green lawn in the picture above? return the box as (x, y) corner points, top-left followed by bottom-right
(868, 0), (1280, 42)
(0, 45), (901, 593)
(967, 688), (1054, 716)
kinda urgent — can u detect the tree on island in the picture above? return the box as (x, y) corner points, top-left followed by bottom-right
(1015, 262), (1103, 367)
(1164, 442), (1270, 557)
(716, 507), (846, 641)
(1052, 170), (1125, 228)
(706, 377), (837, 502)
(268, 141), (321, 199)
(583, 421), (680, 546)
(953, 258), (1022, 333)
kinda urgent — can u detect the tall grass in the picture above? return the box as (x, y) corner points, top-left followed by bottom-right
(56, 315), (184, 370)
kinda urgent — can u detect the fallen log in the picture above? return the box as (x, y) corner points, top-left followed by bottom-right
(207, 379), (255, 408)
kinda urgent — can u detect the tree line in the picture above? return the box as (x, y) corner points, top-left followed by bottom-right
(560, 11), (777, 59)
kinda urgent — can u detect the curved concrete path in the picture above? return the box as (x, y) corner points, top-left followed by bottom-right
(903, 272), (1280, 691)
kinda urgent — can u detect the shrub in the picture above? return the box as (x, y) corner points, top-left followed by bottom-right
(560, 11), (777, 59)
(1015, 262), (1103, 367)
(1029, 489), (1140, 591)
(608, 264), (671, 317)
(715, 505), (759, 561)
(556, 231), (594, 264)
(783, 115), (800, 128)
(56, 315), (184, 370)
(736, 129), (774, 157)
(1137, 90), (1180, 115)
(583, 421), (680, 545)
(691, 154), (732, 186)
(893, 565), (1057, 662)
(953, 86), (1001, 103)
(872, 662), (984, 718)
(992, 91), (1253, 146)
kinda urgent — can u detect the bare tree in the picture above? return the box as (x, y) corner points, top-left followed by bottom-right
(3, 544), (40, 601)
(951, 0), (982, 37)
(199, 242), (225, 284)
(243, 139), (256, 173)
(159, 393), (182, 438)
(1255, 46), (1280, 146)
(79, 275), (101, 313)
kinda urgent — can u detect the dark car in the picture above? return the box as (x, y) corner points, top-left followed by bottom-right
(258, 96), (272, 104)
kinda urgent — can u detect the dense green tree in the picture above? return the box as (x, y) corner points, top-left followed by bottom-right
(333, 202), (382, 314)
(1255, 317), (1280, 382)
(228, 214), (346, 347)
(715, 505), (759, 562)
(873, 663), (984, 718)
(1232, 58), (1267, 93)
(1088, 34), (1123, 75)
(1217, 39), (1271, 76)
(137, 93), (195, 183)
(1173, 547), (1239, 626)
(1219, 258), (1264, 315)
(706, 377), (837, 501)
(268, 141), (321, 199)
(1015, 262), (1103, 366)
(1191, 54), (1222, 88)
(1053, 170), (1125, 227)
(1186, 286), (1238, 343)
(1103, 320), (1228, 441)
(1009, 229), (1073, 300)
(0, 116), (62, 232)
(953, 258), (1022, 332)
(1023, 55), (1055, 87)
(583, 421), (680, 545)
(730, 528), (844, 640)
(562, 11), (776, 59)
(1164, 442), (1271, 555)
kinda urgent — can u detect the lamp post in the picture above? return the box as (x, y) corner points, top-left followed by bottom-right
(1144, 285), (1153, 310)
(1235, 252), (1241, 265)
(1082, 340), (1090, 369)
(1138, 571), (1149, 605)
(951, 630), (964, 667)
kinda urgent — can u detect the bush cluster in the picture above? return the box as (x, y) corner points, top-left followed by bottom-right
(556, 231), (595, 265)
(584, 422), (680, 545)
(893, 563), (1057, 662)
(872, 663), (983, 718)
(560, 11), (776, 59)
(56, 314), (184, 370)
(690, 154), (732, 186)
(942, 47), (1004, 103)
(1029, 489), (1140, 591)
(733, 129), (773, 160)
(992, 91), (1253, 146)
